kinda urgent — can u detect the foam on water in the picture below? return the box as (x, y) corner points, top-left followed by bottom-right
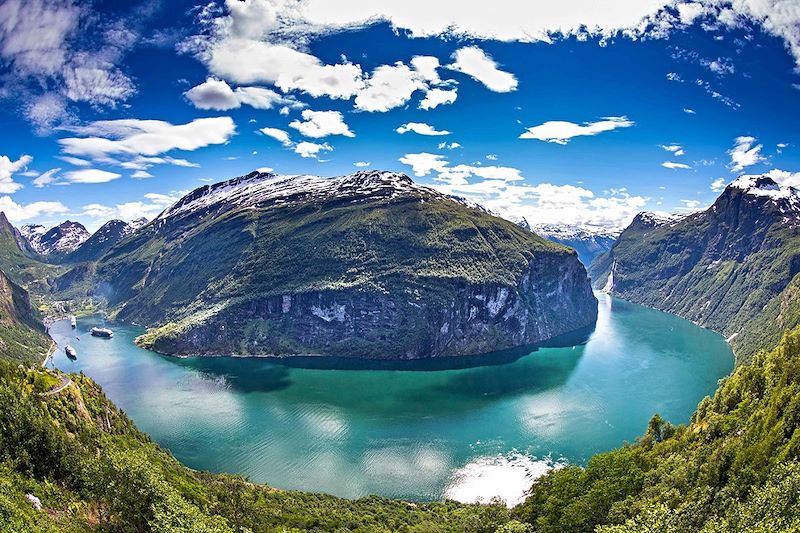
(444, 452), (563, 507)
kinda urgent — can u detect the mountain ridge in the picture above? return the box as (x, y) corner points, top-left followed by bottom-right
(69, 169), (600, 359)
(589, 174), (800, 361)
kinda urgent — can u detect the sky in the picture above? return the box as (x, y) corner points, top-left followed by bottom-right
(0, 0), (799, 232)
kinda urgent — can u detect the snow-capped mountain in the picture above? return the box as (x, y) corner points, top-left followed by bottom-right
(589, 174), (800, 361)
(67, 219), (135, 263)
(156, 170), (449, 224)
(21, 221), (90, 255)
(530, 223), (618, 266)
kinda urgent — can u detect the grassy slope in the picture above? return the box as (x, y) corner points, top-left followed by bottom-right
(97, 194), (567, 325)
(515, 326), (800, 532)
(0, 358), (520, 532)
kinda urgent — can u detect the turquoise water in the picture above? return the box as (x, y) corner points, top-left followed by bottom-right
(48, 294), (733, 505)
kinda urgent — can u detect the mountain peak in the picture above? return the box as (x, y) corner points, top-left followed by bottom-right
(730, 174), (799, 201)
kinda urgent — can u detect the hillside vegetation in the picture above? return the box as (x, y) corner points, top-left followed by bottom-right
(590, 178), (800, 363)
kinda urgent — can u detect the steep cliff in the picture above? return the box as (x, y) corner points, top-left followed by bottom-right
(589, 175), (800, 361)
(0, 268), (51, 364)
(87, 170), (597, 359)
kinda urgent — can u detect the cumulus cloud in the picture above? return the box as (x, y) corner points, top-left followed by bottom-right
(184, 78), (301, 110)
(728, 135), (766, 172)
(0, 154), (32, 194)
(207, 40), (365, 99)
(81, 191), (185, 222)
(58, 118), (237, 162)
(419, 88), (458, 110)
(448, 47), (518, 92)
(0, 197), (68, 223)
(289, 110), (354, 138)
(519, 117), (634, 144)
(354, 161), (370, 167)
(398, 151), (647, 230)
(662, 161), (691, 169)
(396, 122), (451, 136)
(294, 141), (332, 158)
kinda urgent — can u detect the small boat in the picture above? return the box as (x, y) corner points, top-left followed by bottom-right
(65, 345), (77, 359)
(90, 327), (113, 338)
(70, 316), (76, 329)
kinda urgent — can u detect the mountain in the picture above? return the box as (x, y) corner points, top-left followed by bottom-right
(0, 212), (57, 286)
(0, 268), (51, 364)
(589, 175), (800, 361)
(532, 223), (618, 267)
(66, 219), (135, 263)
(82, 169), (597, 359)
(21, 220), (90, 256)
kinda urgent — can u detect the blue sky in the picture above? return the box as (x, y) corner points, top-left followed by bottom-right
(1, 0), (799, 232)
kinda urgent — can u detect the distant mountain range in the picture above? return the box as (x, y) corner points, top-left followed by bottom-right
(589, 175), (800, 362)
(530, 223), (618, 267)
(56, 169), (598, 359)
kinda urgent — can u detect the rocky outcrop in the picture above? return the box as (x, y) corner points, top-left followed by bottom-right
(138, 253), (597, 359)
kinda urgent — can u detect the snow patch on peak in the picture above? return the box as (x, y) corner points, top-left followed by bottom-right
(532, 223), (619, 239)
(730, 175), (799, 200)
(24, 221), (90, 255)
(635, 211), (684, 228)
(157, 170), (444, 222)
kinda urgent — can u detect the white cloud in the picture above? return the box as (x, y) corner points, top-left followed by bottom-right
(259, 127), (293, 146)
(208, 40), (365, 99)
(184, 78), (301, 110)
(32, 168), (60, 187)
(354, 161), (370, 167)
(438, 142), (461, 150)
(710, 177), (726, 192)
(519, 116), (634, 144)
(728, 135), (766, 172)
(398, 151), (647, 230)
(289, 110), (354, 138)
(354, 61), (427, 112)
(398, 152), (449, 176)
(81, 191), (184, 222)
(131, 170), (153, 179)
(64, 168), (122, 184)
(679, 199), (702, 211)
(57, 155), (91, 167)
(660, 144), (685, 156)
(661, 161), (692, 169)
(448, 47), (517, 92)
(294, 0), (671, 42)
(486, 154), (498, 161)
(683, 108), (696, 114)
(0, 154), (32, 193)
(419, 88), (458, 110)
(294, 141), (332, 159)
(58, 117), (236, 160)
(0, 197), (68, 223)
(396, 122), (451, 136)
